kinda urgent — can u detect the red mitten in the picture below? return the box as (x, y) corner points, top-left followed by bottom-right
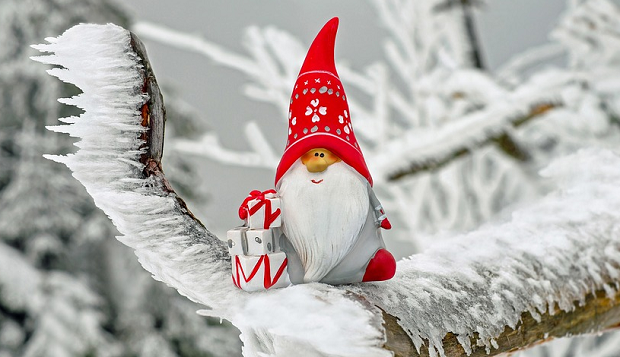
(380, 218), (392, 230)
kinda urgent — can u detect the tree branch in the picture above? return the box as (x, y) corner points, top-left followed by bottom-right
(383, 101), (557, 182)
(34, 24), (620, 357)
(33, 24), (238, 317)
(384, 288), (620, 356)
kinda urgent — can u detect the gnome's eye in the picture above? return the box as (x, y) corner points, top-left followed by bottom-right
(314, 153), (319, 157)
(320, 153), (325, 158)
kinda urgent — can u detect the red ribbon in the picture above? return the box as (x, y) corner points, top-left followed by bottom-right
(238, 189), (281, 229)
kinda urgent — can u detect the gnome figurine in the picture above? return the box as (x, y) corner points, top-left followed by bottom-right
(274, 17), (396, 285)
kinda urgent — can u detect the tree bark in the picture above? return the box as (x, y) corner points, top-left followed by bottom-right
(383, 288), (620, 356)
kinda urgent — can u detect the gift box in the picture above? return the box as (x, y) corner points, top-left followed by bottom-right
(232, 252), (290, 291)
(245, 229), (278, 255)
(226, 227), (248, 256)
(239, 190), (282, 230)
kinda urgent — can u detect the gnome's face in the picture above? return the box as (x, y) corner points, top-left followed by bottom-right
(279, 154), (369, 283)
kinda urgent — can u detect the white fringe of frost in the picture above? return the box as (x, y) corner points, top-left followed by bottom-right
(31, 23), (237, 313)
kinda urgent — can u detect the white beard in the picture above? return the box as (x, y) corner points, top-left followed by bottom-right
(278, 161), (369, 283)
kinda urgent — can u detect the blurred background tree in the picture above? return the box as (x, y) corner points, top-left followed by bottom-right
(0, 1), (240, 356)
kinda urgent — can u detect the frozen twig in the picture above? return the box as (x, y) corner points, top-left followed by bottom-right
(133, 21), (258, 77)
(382, 102), (557, 181)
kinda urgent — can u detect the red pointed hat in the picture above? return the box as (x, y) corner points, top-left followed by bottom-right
(275, 17), (372, 186)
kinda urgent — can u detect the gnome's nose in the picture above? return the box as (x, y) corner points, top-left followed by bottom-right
(301, 148), (341, 173)
(306, 158), (329, 173)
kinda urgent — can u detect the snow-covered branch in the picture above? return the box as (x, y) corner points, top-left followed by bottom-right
(383, 288), (620, 356)
(376, 80), (562, 181)
(34, 23), (620, 357)
(31, 24), (239, 317)
(495, 43), (566, 86)
(362, 147), (620, 356)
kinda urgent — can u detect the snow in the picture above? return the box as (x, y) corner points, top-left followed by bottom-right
(0, 243), (120, 357)
(213, 284), (389, 357)
(355, 147), (620, 355)
(34, 20), (620, 357)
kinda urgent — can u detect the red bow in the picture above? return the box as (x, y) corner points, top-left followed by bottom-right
(238, 189), (281, 229)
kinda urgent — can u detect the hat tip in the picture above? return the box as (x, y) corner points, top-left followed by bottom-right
(325, 17), (339, 36)
(298, 17), (340, 76)
(328, 17), (339, 28)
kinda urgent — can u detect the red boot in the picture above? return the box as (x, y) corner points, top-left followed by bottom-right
(362, 249), (396, 282)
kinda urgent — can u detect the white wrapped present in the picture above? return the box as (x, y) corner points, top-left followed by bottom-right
(226, 227), (248, 256)
(239, 190), (281, 230)
(245, 229), (278, 255)
(231, 252), (290, 291)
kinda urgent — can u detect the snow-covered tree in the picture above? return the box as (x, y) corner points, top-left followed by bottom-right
(0, 0), (240, 356)
(31, 0), (620, 353)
